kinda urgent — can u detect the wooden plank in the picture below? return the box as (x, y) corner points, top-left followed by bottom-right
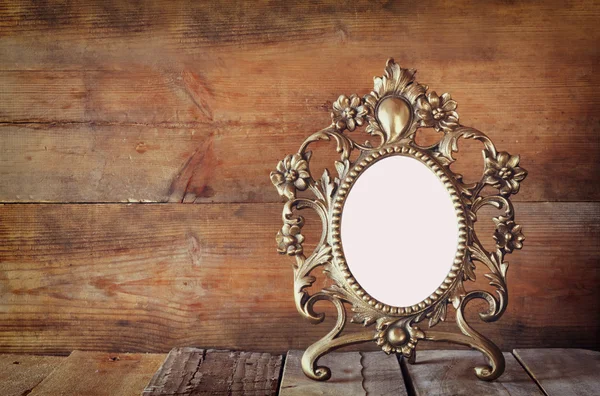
(0, 1), (597, 124)
(27, 350), (165, 396)
(1, 2), (597, 68)
(513, 348), (600, 396)
(0, 65), (596, 126)
(0, 202), (597, 354)
(0, 354), (66, 396)
(142, 347), (282, 395)
(403, 350), (543, 395)
(0, 1), (598, 203)
(279, 350), (407, 395)
(0, 117), (596, 203)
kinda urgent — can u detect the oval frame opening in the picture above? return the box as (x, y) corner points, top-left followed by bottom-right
(331, 144), (468, 316)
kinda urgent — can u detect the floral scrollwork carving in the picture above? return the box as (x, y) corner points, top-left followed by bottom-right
(271, 59), (527, 382)
(270, 153), (311, 200)
(484, 151), (527, 196)
(416, 91), (460, 132)
(331, 94), (368, 132)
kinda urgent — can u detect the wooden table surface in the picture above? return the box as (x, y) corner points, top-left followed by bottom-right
(2, 351), (165, 396)
(5, 348), (598, 395)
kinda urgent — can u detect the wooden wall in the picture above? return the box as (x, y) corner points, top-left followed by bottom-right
(0, 1), (598, 355)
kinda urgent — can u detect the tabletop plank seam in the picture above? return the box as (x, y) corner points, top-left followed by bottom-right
(510, 350), (549, 396)
(276, 352), (286, 395)
(399, 356), (416, 396)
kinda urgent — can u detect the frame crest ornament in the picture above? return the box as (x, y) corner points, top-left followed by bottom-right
(270, 59), (527, 381)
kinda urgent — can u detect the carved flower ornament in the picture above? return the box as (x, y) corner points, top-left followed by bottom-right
(270, 153), (310, 200)
(270, 59), (528, 382)
(493, 216), (525, 253)
(484, 151), (527, 196)
(416, 91), (460, 132)
(277, 221), (305, 256)
(331, 94), (368, 132)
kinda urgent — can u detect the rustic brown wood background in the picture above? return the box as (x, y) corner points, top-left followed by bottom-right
(0, 1), (598, 355)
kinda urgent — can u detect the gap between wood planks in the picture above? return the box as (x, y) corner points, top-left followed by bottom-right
(511, 349), (546, 396)
(399, 354), (417, 396)
(0, 119), (293, 128)
(0, 200), (593, 205)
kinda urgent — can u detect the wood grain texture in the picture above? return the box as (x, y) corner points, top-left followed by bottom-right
(142, 347), (282, 396)
(27, 351), (165, 396)
(513, 348), (600, 396)
(0, 202), (597, 354)
(0, 0), (598, 359)
(0, 0), (598, 203)
(279, 350), (407, 395)
(0, 1), (598, 122)
(403, 350), (543, 396)
(0, 118), (596, 203)
(0, 354), (66, 396)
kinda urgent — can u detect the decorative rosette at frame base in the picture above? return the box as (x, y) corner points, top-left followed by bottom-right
(375, 319), (425, 361)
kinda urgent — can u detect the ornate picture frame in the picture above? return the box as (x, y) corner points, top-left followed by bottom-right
(270, 59), (527, 381)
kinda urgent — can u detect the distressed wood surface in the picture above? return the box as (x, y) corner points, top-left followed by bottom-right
(1, 2), (597, 122)
(513, 348), (600, 396)
(0, 202), (597, 354)
(279, 350), (407, 395)
(143, 347), (282, 395)
(0, 0), (598, 360)
(0, 354), (67, 396)
(27, 350), (165, 396)
(0, 119), (596, 203)
(0, 0), (598, 203)
(403, 350), (543, 396)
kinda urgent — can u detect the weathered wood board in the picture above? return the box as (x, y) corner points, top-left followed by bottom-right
(0, 2), (597, 122)
(0, 354), (67, 396)
(27, 350), (165, 396)
(403, 350), (543, 396)
(0, 118), (596, 203)
(143, 347), (282, 395)
(513, 348), (600, 396)
(279, 350), (407, 395)
(0, 1), (598, 203)
(0, 202), (597, 354)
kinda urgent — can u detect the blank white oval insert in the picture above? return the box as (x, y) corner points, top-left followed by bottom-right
(341, 155), (459, 308)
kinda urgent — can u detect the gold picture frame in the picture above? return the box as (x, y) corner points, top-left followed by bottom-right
(270, 59), (527, 381)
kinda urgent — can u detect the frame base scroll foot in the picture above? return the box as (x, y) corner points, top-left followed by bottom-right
(300, 331), (375, 381)
(425, 330), (505, 381)
(473, 347), (505, 382)
(301, 351), (332, 381)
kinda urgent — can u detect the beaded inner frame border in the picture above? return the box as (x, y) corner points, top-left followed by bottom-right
(330, 145), (469, 317)
(270, 59), (527, 382)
